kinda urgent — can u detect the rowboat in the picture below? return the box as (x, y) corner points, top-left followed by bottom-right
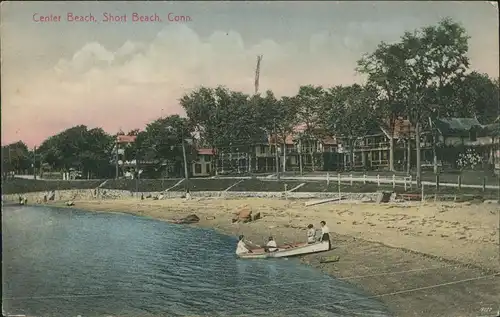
(237, 241), (330, 259)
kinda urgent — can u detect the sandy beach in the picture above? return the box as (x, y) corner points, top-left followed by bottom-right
(16, 197), (500, 316)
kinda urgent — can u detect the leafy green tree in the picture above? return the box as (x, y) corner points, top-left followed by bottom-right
(357, 42), (409, 172)
(253, 91), (298, 173)
(294, 85), (327, 171)
(321, 84), (380, 169)
(135, 115), (195, 178)
(2, 141), (31, 179)
(398, 18), (470, 183)
(37, 125), (114, 178)
(437, 72), (499, 123)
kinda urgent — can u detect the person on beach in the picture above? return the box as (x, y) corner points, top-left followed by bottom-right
(236, 235), (252, 255)
(307, 224), (316, 244)
(319, 221), (331, 250)
(264, 236), (278, 252)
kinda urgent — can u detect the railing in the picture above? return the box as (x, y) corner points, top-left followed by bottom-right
(214, 173), (499, 190)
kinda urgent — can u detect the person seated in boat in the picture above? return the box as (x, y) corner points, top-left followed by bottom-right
(319, 221), (331, 250)
(236, 235), (252, 255)
(264, 236), (278, 252)
(307, 224), (316, 244)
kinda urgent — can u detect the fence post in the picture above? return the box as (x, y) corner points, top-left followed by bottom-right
(363, 174), (366, 184)
(284, 184), (288, 200)
(350, 174), (353, 186)
(421, 182), (425, 203)
(482, 176), (486, 192)
(404, 177), (407, 191)
(392, 174), (396, 189)
(435, 174), (440, 202)
(377, 174), (380, 187)
(409, 175), (412, 189)
(338, 173), (341, 201)
(327, 172), (330, 186)
(458, 175), (462, 190)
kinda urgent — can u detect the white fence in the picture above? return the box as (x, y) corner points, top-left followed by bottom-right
(211, 173), (499, 190)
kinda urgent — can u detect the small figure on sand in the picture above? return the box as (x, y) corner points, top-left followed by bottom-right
(307, 224), (316, 244)
(319, 221), (331, 250)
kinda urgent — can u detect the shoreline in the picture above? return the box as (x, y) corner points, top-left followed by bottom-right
(6, 197), (500, 317)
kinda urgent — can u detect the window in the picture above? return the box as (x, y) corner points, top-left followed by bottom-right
(204, 155), (212, 162)
(195, 164), (202, 174)
(469, 129), (477, 142)
(206, 164), (211, 174)
(260, 145), (266, 154)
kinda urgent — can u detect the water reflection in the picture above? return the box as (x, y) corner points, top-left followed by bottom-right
(3, 206), (392, 317)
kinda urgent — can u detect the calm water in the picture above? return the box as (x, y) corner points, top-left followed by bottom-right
(2, 206), (392, 317)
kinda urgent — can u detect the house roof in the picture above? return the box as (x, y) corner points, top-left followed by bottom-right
(116, 135), (137, 143)
(433, 118), (483, 137)
(197, 148), (215, 155)
(380, 118), (415, 139)
(484, 123), (500, 137)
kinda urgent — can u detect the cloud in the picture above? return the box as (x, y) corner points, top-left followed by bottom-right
(2, 24), (363, 146)
(2, 20), (497, 147)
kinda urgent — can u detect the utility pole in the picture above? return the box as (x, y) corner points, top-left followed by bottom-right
(33, 146), (37, 180)
(182, 140), (189, 184)
(254, 55), (263, 95)
(274, 119), (280, 180)
(181, 129), (190, 191)
(299, 139), (303, 176)
(115, 138), (119, 179)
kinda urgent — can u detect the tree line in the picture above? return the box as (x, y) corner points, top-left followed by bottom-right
(2, 18), (498, 183)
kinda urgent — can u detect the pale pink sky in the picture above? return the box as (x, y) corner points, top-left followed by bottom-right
(1, 1), (498, 148)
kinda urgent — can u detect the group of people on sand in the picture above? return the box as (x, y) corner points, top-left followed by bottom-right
(236, 220), (331, 255)
(18, 195), (28, 205)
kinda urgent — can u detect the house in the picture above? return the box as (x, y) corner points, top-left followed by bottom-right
(430, 117), (495, 168)
(192, 148), (214, 177)
(257, 123), (341, 172)
(483, 122), (500, 173)
(337, 118), (432, 171)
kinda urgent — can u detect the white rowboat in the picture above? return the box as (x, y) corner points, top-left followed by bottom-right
(237, 241), (330, 259)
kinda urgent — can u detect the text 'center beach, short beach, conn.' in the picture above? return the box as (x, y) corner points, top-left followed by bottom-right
(32, 12), (192, 23)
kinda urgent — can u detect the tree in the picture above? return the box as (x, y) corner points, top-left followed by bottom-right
(180, 86), (230, 175)
(135, 115), (195, 178)
(37, 125), (114, 178)
(357, 42), (409, 172)
(438, 72), (499, 123)
(321, 84), (380, 170)
(2, 141), (31, 179)
(399, 17), (470, 183)
(294, 85), (326, 171)
(181, 86), (262, 175)
(253, 91), (298, 174)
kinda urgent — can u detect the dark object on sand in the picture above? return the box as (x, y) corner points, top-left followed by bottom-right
(320, 255), (340, 263)
(376, 191), (392, 203)
(173, 214), (200, 224)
